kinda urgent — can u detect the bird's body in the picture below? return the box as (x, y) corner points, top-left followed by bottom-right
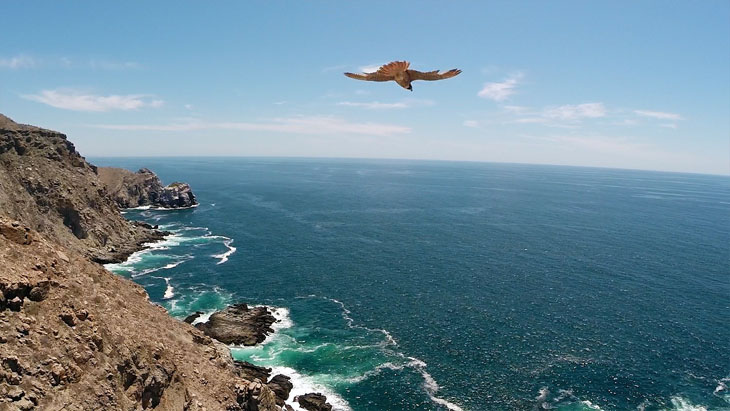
(344, 61), (461, 91)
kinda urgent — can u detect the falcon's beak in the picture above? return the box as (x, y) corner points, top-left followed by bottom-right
(407, 85), (412, 91)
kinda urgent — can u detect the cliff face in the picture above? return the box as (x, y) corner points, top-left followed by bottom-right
(0, 114), (270, 410)
(0, 217), (249, 410)
(0, 114), (162, 263)
(97, 167), (197, 209)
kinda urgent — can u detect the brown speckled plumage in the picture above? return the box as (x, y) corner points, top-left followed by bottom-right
(344, 60), (461, 91)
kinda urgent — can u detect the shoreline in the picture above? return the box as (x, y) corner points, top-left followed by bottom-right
(104, 215), (336, 410)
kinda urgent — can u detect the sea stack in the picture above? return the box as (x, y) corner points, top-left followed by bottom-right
(97, 167), (198, 209)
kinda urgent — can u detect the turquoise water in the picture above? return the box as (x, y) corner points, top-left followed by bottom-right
(95, 158), (730, 411)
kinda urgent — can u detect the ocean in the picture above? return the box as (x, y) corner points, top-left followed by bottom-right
(92, 157), (730, 411)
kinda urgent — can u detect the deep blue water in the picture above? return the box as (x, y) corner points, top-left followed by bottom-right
(92, 158), (730, 411)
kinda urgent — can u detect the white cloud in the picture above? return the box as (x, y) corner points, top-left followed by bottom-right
(90, 116), (411, 136)
(22, 89), (164, 112)
(337, 99), (434, 110)
(503, 105), (529, 113)
(184, 104), (194, 110)
(542, 103), (606, 120)
(660, 123), (678, 129)
(478, 73), (523, 101)
(634, 110), (683, 120)
(463, 120), (479, 128)
(0, 55), (37, 69)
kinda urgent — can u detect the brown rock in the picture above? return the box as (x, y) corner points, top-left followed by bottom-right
(233, 360), (271, 383)
(267, 374), (293, 405)
(59, 309), (77, 326)
(0, 221), (32, 245)
(296, 393), (333, 411)
(8, 296), (23, 311)
(194, 303), (276, 346)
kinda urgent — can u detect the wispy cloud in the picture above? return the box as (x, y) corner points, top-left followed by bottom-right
(660, 123), (678, 129)
(478, 73), (523, 101)
(509, 102), (606, 126)
(0, 55), (140, 70)
(542, 103), (607, 120)
(463, 120), (479, 128)
(22, 89), (164, 112)
(90, 116), (411, 136)
(337, 99), (434, 110)
(0, 55), (37, 69)
(634, 110), (684, 120)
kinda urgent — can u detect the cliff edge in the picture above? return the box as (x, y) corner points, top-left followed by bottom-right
(97, 167), (197, 209)
(0, 114), (283, 410)
(0, 114), (162, 263)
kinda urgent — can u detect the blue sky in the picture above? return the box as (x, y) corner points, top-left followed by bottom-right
(2, 1), (728, 174)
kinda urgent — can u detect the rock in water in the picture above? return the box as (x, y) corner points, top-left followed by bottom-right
(97, 167), (197, 209)
(194, 303), (276, 345)
(267, 374), (294, 406)
(295, 393), (333, 411)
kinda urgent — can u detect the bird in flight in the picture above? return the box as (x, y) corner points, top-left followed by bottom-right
(344, 61), (461, 91)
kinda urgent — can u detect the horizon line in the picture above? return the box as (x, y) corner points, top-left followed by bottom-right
(85, 155), (730, 178)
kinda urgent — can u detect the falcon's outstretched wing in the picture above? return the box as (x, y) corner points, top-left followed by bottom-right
(344, 61), (410, 82)
(344, 72), (393, 82)
(407, 69), (462, 81)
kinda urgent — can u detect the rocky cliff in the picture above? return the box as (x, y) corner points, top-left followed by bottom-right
(97, 167), (197, 209)
(0, 114), (162, 264)
(0, 114), (297, 410)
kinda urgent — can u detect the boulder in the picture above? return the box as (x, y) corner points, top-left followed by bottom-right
(267, 374), (293, 405)
(194, 304), (276, 346)
(295, 393), (333, 411)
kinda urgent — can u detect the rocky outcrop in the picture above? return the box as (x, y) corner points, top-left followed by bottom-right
(97, 167), (197, 209)
(295, 393), (333, 411)
(0, 114), (287, 410)
(234, 360), (272, 383)
(194, 304), (277, 346)
(267, 374), (294, 406)
(0, 217), (261, 410)
(0, 114), (163, 264)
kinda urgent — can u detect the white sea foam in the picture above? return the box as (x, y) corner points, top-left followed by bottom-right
(669, 396), (708, 411)
(397, 356), (464, 411)
(310, 295), (464, 410)
(162, 277), (174, 299)
(345, 361), (409, 383)
(323, 297), (397, 346)
(125, 205), (152, 210)
(213, 237), (236, 264)
(270, 306), (294, 331)
(580, 400), (603, 410)
(715, 377), (729, 395)
(191, 311), (214, 325)
(269, 366), (352, 411)
(124, 204), (200, 211)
